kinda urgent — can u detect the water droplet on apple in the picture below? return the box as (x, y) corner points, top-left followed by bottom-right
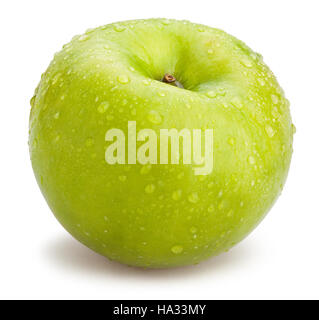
(248, 156), (255, 164)
(172, 190), (182, 201)
(231, 97), (243, 109)
(145, 184), (155, 194)
(240, 57), (253, 68)
(190, 227), (197, 234)
(265, 125), (275, 138)
(30, 95), (36, 108)
(157, 91), (166, 97)
(218, 200), (225, 210)
(251, 180), (255, 187)
(161, 19), (171, 26)
(97, 101), (109, 113)
(142, 79), (151, 86)
(140, 164), (152, 175)
(78, 34), (89, 42)
(113, 24), (126, 32)
(222, 102), (229, 108)
(257, 78), (266, 86)
(207, 48), (214, 54)
(271, 94), (279, 105)
(240, 201), (244, 207)
(54, 112), (60, 119)
(206, 91), (217, 98)
(227, 137), (235, 146)
(292, 123), (296, 134)
(147, 110), (162, 124)
(227, 210), (234, 217)
(208, 204), (214, 213)
(85, 28), (94, 34)
(117, 75), (130, 84)
(271, 106), (280, 119)
(188, 192), (199, 204)
(171, 245), (183, 254)
(32, 138), (38, 149)
(250, 52), (258, 60)
(118, 175), (127, 182)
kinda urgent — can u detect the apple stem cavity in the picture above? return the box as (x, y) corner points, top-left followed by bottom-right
(161, 73), (184, 89)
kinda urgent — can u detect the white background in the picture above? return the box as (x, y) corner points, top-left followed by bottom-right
(0, 0), (318, 300)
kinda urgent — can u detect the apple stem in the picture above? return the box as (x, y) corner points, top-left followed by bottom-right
(161, 73), (184, 88)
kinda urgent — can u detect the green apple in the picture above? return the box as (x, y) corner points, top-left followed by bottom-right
(29, 18), (294, 268)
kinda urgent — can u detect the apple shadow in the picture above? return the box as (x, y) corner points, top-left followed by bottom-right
(43, 234), (256, 279)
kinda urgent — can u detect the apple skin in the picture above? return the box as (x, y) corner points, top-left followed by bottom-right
(29, 19), (294, 268)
